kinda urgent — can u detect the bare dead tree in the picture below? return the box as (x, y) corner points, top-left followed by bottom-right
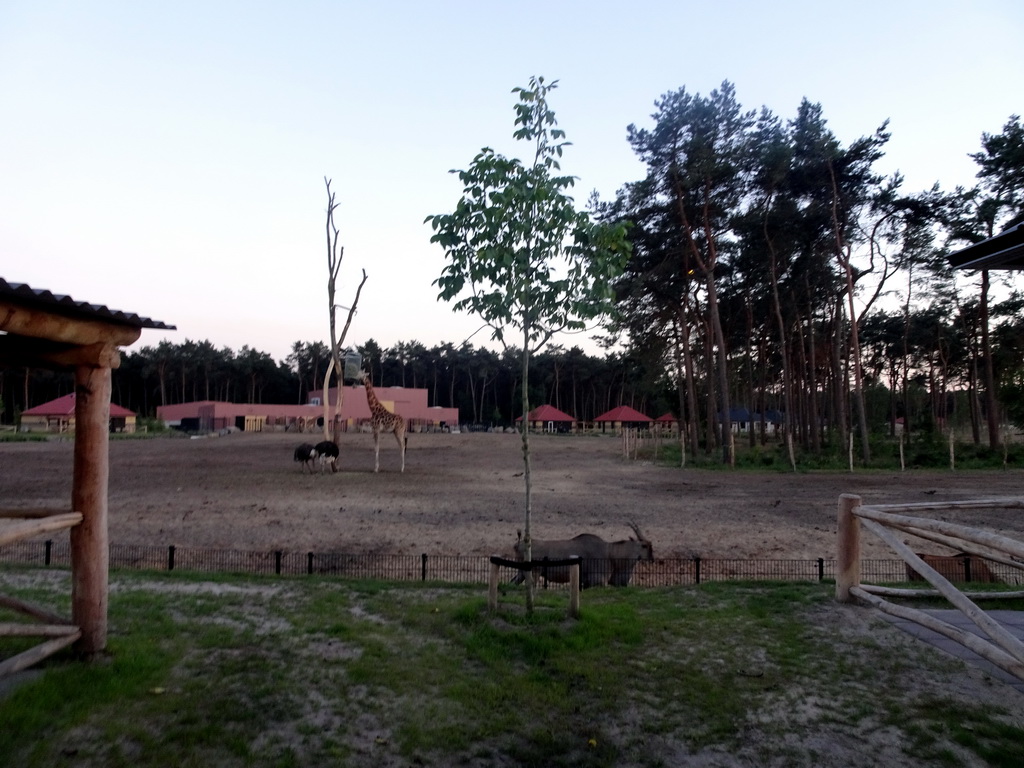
(323, 177), (369, 441)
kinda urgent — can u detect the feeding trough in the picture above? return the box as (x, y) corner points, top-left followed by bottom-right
(343, 350), (362, 382)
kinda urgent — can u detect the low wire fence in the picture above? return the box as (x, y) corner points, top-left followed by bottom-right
(3, 539), (1021, 587)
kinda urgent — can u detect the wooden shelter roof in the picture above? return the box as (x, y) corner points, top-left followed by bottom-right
(23, 393), (135, 418)
(517, 404), (576, 422)
(594, 405), (652, 422)
(0, 278), (174, 369)
(1, 278), (174, 670)
(947, 223), (1024, 271)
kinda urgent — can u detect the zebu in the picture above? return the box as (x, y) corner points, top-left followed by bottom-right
(512, 522), (653, 588)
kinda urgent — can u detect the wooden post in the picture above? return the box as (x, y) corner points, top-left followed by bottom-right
(70, 363), (111, 655)
(568, 557), (580, 619)
(487, 558), (500, 612)
(837, 493), (861, 602)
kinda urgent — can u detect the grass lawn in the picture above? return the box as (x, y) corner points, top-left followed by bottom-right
(1, 566), (1022, 767)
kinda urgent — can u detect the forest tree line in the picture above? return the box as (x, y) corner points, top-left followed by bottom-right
(604, 83), (1024, 463)
(0, 339), (661, 431)
(2, 82), (1022, 464)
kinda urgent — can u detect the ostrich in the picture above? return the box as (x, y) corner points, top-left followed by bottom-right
(314, 440), (339, 474)
(293, 443), (317, 474)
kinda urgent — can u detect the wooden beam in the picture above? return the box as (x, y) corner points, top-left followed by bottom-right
(0, 623), (80, 638)
(851, 586), (1024, 682)
(0, 300), (142, 348)
(0, 335), (121, 370)
(856, 504), (1024, 560)
(0, 512), (82, 547)
(860, 517), (1024, 663)
(0, 632), (82, 678)
(0, 507), (72, 519)
(70, 365), (110, 656)
(0, 593), (70, 625)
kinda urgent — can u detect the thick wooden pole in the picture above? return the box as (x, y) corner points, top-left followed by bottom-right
(71, 363), (111, 655)
(836, 493), (861, 602)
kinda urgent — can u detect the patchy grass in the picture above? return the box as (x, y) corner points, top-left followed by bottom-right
(1, 567), (1022, 767)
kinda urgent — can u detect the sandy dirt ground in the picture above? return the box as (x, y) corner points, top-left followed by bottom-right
(2, 431), (1023, 561)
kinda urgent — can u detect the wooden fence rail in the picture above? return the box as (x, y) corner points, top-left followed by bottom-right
(836, 494), (1024, 683)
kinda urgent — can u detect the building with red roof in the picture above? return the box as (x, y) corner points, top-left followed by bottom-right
(156, 383), (459, 434)
(516, 404), (577, 433)
(593, 405), (653, 433)
(21, 393), (137, 433)
(655, 412), (680, 435)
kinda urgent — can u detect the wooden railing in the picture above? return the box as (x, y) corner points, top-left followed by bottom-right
(836, 494), (1024, 683)
(0, 508), (82, 677)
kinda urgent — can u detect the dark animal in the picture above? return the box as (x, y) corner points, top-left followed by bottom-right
(512, 522), (654, 588)
(906, 552), (1000, 584)
(293, 443), (317, 474)
(314, 440), (339, 474)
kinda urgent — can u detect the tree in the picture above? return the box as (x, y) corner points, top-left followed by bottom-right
(950, 115), (1024, 448)
(323, 178), (368, 441)
(426, 76), (630, 610)
(625, 81), (756, 464)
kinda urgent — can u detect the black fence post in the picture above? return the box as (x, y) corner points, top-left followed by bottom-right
(542, 556), (550, 589)
(963, 556), (973, 583)
(275, 550), (283, 575)
(693, 556), (701, 585)
(307, 552), (314, 575)
(818, 558), (824, 582)
(44, 539), (52, 566)
(168, 545), (176, 572)
(421, 553), (428, 582)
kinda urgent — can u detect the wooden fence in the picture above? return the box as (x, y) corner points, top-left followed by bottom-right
(836, 494), (1024, 683)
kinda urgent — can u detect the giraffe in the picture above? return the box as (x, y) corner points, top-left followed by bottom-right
(358, 371), (407, 472)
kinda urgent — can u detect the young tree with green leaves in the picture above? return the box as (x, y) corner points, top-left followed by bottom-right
(426, 76), (630, 610)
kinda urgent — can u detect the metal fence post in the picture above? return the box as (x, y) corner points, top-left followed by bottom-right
(694, 556), (701, 585)
(275, 550), (283, 575)
(44, 539), (52, 566)
(963, 556), (973, 583)
(818, 557), (824, 582)
(421, 553), (428, 582)
(307, 552), (314, 575)
(168, 545), (176, 572)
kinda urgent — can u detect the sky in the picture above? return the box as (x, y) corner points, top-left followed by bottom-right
(2, 1), (1022, 365)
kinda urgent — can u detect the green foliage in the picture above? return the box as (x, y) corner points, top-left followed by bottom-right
(650, 434), (1022, 471)
(426, 76), (630, 352)
(0, 431), (49, 443)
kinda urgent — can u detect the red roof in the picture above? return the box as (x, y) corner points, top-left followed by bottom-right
(656, 413), (678, 422)
(22, 393), (135, 418)
(594, 405), (652, 422)
(517, 404), (575, 422)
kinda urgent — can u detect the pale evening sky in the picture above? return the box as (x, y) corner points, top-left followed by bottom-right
(2, 1), (1021, 365)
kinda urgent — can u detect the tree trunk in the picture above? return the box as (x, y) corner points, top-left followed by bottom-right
(520, 326), (535, 612)
(705, 275), (733, 465)
(980, 269), (1001, 448)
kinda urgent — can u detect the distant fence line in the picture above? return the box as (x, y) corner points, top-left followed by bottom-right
(1, 540), (1021, 587)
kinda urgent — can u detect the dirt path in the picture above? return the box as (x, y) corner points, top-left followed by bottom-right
(3, 432), (1023, 560)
